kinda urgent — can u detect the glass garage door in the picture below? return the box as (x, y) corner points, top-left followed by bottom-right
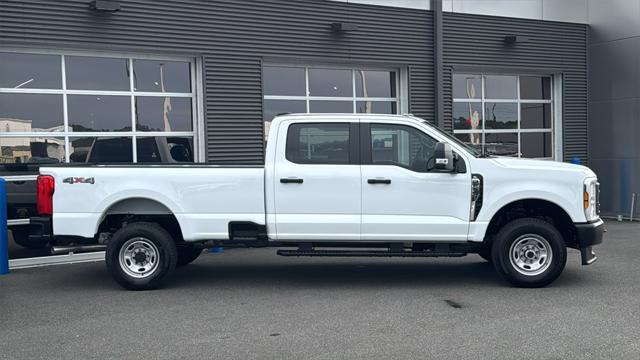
(262, 65), (401, 137)
(0, 51), (200, 165)
(452, 73), (555, 159)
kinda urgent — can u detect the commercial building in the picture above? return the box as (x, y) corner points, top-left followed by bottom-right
(0, 0), (636, 217)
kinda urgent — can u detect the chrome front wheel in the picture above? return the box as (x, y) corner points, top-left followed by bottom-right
(509, 234), (552, 276)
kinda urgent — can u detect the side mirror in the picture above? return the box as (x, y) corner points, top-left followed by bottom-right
(434, 142), (455, 172)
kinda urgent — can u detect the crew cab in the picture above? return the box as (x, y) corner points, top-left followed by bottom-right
(36, 114), (604, 290)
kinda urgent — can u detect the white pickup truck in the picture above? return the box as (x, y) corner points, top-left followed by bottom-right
(34, 114), (604, 290)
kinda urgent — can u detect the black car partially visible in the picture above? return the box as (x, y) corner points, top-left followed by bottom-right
(1, 162), (51, 249)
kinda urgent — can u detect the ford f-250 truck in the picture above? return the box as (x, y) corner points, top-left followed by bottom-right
(34, 114), (604, 290)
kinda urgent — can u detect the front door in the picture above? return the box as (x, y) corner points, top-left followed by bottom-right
(273, 120), (361, 241)
(360, 122), (471, 242)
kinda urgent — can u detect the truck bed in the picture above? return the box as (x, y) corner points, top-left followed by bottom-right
(39, 164), (266, 241)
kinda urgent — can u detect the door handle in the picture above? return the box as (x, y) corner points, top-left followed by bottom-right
(367, 178), (391, 184)
(280, 177), (303, 184)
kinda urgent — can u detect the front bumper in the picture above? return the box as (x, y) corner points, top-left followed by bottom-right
(574, 218), (605, 265)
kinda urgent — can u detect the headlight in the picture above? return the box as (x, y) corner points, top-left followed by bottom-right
(583, 178), (600, 221)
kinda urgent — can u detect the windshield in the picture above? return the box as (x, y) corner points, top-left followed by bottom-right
(415, 118), (482, 157)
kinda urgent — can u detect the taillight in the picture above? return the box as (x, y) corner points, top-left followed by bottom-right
(37, 175), (55, 216)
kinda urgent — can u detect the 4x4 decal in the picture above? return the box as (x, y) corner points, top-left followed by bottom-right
(62, 177), (95, 184)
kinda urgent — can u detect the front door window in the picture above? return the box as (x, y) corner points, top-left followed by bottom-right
(370, 124), (438, 172)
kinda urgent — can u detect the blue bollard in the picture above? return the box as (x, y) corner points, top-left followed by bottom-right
(0, 178), (9, 275)
(209, 246), (224, 254)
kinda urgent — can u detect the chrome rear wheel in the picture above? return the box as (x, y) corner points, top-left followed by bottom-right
(119, 237), (160, 279)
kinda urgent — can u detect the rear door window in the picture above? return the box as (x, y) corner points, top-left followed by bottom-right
(285, 123), (352, 164)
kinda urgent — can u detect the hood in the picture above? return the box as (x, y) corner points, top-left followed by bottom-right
(488, 157), (596, 178)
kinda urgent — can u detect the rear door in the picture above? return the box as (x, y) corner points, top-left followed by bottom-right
(360, 121), (471, 242)
(272, 119), (361, 241)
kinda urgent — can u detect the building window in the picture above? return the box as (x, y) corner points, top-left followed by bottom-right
(0, 51), (200, 164)
(452, 73), (553, 159)
(263, 65), (401, 137)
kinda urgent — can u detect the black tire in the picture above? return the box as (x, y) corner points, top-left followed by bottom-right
(478, 247), (492, 263)
(106, 222), (177, 290)
(491, 218), (567, 288)
(176, 244), (203, 267)
(11, 228), (48, 249)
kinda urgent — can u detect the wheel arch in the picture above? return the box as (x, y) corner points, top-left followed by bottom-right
(103, 197), (173, 216)
(483, 198), (577, 249)
(96, 197), (185, 242)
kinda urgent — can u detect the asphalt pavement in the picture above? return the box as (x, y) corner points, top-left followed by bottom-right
(1, 220), (639, 359)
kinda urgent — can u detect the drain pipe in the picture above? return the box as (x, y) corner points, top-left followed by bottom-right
(613, 192), (637, 222)
(433, 0), (443, 127)
(631, 192), (637, 222)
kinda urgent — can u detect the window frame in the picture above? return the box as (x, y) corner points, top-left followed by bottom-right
(284, 122), (359, 165)
(0, 49), (204, 163)
(452, 73), (554, 159)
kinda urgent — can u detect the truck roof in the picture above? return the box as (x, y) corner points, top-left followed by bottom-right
(272, 113), (424, 123)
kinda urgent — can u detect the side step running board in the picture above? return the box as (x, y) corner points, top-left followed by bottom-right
(276, 249), (467, 257)
(51, 245), (107, 255)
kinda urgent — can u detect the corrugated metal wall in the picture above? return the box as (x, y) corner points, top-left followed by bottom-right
(1, 1), (587, 164)
(442, 12), (589, 163)
(0, 0), (433, 164)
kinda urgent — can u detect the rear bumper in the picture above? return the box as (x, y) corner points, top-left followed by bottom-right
(574, 218), (605, 265)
